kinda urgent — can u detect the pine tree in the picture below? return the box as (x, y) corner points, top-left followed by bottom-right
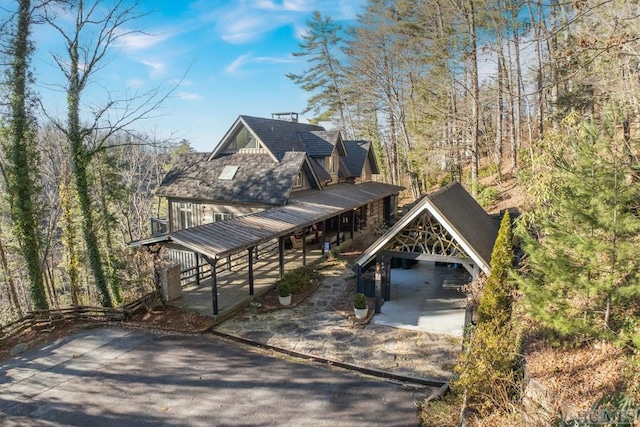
(286, 11), (352, 133)
(520, 114), (640, 343)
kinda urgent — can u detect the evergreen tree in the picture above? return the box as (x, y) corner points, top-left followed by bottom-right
(519, 114), (640, 344)
(454, 209), (518, 412)
(286, 11), (352, 133)
(478, 210), (515, 326)
(2, 0), (48, 310)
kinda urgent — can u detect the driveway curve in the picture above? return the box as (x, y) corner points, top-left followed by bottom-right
(0, 328), (428, 426)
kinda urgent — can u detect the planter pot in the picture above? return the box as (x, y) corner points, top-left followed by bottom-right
(354, 306), (368, 320)
(278, 294), (292, 306)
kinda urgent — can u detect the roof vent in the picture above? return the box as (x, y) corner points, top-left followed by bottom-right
(219, 165), (239, 180)
(271, 112), (298, 122)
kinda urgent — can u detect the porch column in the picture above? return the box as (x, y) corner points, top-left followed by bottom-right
(248, 246), (255, 295)
(321, 219), (328, 254)
(355, 264), (363, 294)
(374, 258), (382, 314)
(278, 236), (285, 278)
(337, 213), (342, 245)
(194, 252), (200, 286)
(302, 229), (307, 266)
(350, 210), (355, 241)
(204, 256), (218, 316)
(384, 257), (391, 301)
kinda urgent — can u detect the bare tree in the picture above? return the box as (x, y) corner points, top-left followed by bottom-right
(43, 0), (176, 307)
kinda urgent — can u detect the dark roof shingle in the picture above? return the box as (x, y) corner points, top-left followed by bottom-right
(240, 115), (323, 158)
(157, 151), (306, 205)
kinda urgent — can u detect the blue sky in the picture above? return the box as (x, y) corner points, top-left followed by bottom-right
(24, 0), (366, 152)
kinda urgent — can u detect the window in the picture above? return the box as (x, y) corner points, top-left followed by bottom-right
(213, 212), (233, 222)
(327, 156), (335, 174)
(231, 127), (257, 150)
(294, 171), (303, 188)
(178, 202), (193, 229)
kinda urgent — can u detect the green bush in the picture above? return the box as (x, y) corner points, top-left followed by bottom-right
(277, 282), (291, 297)
(277, 266), (322, 295)
(477, 186), (499, 208)
(354, 293), (367, 309)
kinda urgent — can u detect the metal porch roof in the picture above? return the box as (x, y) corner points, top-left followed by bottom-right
(131, 181), (404, 261)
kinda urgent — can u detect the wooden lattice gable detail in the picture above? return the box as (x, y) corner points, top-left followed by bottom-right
(354, 182), (498, 276)
(384, 210), (469, 259)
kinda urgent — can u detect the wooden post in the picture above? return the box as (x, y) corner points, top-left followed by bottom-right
(302, 229), (307, 266)
(350, 210), (355, 240)
(337, 213), (342, 245)
(356, 264), (363, 294)
(384, 257), (391, 301)
(248, 246), (255, 295)
(204, 256), (218, 316)
(226, 255), (232, 271)
(194, 252), (200, 286)
(278, 236), (285, 278)
(321, 219), (328, 254)
(374, 260), (382, 314)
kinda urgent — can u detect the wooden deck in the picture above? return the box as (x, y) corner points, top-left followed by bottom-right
(168, 246), (325, 319)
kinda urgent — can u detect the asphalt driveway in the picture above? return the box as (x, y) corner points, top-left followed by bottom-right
(0, 328), (427, 426)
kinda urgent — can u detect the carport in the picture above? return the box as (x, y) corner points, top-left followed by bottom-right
(353, 182), (499, 317)
(131, 182), (403, 316)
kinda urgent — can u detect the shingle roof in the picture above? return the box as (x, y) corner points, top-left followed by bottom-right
(156, 151), (307, 205)
(298, 131), (337, 157)
(308, 157), (332, 182)
(354, 181), (498, 274)
(239, 115), (324, 159)
(343, 140), (373, 177)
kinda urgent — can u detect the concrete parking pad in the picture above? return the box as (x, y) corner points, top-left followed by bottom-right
(1, 328), (429, 426)
(373, 262), (469, 337)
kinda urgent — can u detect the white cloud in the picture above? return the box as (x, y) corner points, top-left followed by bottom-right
(253, 55), (296, 64)
(126, 79), (145, 89)
(116, 31), (170, 51)
(225, 53), (252, 74)
(141, 60), (165, 78)
(178, 92), (201, 100)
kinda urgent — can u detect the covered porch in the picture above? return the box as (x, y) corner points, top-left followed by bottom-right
(131, 181), (404, 318)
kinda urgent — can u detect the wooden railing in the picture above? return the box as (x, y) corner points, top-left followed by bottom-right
(177, 239), (279, 287)
(0, 291), (160, 344)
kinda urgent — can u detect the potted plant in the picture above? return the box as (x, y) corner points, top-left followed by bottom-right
(353, 293), (368, 320)
(277, 282), (292, 306)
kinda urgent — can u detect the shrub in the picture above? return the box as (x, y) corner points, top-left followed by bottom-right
(277, 266), (322, 295)
(277, 282), (291, 297)
(477, 186), (499, 208)
(354, 293), (367, 309)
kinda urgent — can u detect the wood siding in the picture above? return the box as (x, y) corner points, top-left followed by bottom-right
(168, 198), (268, 232)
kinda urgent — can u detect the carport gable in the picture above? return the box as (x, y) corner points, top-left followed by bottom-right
(354, 181), (499, 279)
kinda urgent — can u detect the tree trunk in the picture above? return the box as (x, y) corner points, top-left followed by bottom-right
(6, 0), (48, 310)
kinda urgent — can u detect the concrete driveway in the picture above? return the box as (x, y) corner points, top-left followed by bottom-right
(0, 328), (427, 426)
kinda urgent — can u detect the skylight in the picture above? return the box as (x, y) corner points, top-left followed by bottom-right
(219, 165), (239, 180)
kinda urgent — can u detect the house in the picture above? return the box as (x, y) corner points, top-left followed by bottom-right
(156, 114), (395, 233)
(144, 114), (405, 302)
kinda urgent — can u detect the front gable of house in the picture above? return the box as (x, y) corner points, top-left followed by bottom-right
(208, 117), (276, 161)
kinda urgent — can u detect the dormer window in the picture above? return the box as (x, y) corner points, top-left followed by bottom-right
(294, 171), (303, 188)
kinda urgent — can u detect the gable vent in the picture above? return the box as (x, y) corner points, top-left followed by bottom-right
(219, 165), (239, 180)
